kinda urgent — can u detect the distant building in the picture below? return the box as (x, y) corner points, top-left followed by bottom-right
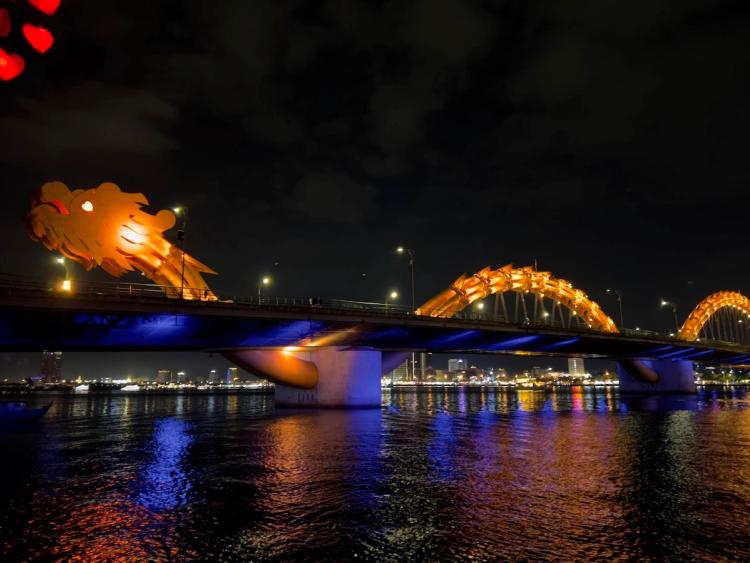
(418, 352), (428, 380)
(156, 369), (172, 384)
(227, 367), (238, 384)
(448, 358), (467, 373)
(568, 357), (585, 377)
(391, 361), (409, 382)
(40, 350), (63, 382)
(531, 366), (546, 378)
(208, 369), (219, 384)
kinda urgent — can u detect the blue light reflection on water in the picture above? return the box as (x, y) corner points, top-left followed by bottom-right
(137, 418), (194, 511)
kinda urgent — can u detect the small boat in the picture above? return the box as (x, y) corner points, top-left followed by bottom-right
(0, 401), (52, 422)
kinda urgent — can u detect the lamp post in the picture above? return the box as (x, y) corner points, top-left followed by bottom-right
(474, 301), (485, 319)
(396, 246), (415, 312)
(605, 288), (624, 329)
(258, 276), (271, 303)
(397, 246), (416, 380)
(385, 290), (399, 314)
(173, 207), (188, 299)
(55, 256), (71, 292)
(660, 299), (679, 334)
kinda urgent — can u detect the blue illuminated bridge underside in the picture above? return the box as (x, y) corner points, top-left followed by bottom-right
(1, 291), (749, 365)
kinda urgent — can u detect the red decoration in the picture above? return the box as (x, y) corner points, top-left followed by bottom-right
(0, 8), (10, 38)
(49, 198), (69, 215)
(22, 23), (53, 53)
(0, 48), (25, 81)
(27, 0), (60, 16)
(0, 0), (60, 81)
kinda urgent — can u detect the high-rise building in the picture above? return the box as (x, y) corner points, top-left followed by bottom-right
(156, 369), (172, 384)
(448, 358), (467, 373)
(208, 369), (219, 384)
(568, 357), (585, 377)
(418, 352), (428, 380)
(40, 350), (63, 382)
(227, 367), (238, 384)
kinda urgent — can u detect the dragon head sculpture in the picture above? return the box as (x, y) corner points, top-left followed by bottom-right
(27, 181), (217, 300)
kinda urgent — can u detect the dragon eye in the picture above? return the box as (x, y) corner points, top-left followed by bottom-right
(81, 200), (94, 212)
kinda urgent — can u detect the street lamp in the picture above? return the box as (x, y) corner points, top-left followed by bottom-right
(605, 288), (624, 329)
(396, 246), (415, 312)
(474, 301), (485, 318)
(385, 290), (399, 313)
(660, 299), (679, 333)
(173, 206), (188, 299)
(397, 246), (416, 380)
(258, 276), (272, 302)
(55, 256), (71, 292)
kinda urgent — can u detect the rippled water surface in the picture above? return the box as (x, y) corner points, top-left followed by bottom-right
(2, 387), (750, 561)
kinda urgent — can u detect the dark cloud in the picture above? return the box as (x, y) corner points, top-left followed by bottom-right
(0, 0), (749, 348)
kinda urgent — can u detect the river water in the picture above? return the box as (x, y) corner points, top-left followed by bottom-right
(1, 387), (749, 561)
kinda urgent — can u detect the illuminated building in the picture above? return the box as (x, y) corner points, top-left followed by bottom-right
(391, 361), (409, 381)
(40, 350), (62, 382)
(418, 352), (428, 380)
(226, 367), (238, 384)
(156, 369), (172, 384)
(568, 358), (585, 377)
(448, 358), (467, 373)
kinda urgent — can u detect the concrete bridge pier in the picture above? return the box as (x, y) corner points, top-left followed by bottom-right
(274, 347), (383, 408)
(617, 359), (696, 393)
(223, 347), (406, 408)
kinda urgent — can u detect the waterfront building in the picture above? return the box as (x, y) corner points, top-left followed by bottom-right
(448, 358), (467, 374)
(40, 350), (63, 382)
(568, 357), (585, 377)
(391, 361), (409, 382)
(433, 369), (448, 382)
(156, 369), (172, 384)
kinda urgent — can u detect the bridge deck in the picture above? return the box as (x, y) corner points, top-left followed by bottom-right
(1, 287), (748, 365)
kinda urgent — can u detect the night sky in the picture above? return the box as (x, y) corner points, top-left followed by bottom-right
(1, 1), (749, 378)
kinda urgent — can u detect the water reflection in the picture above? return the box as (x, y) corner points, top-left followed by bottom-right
(1, 389), (750, 560)
(138, 418), (194, 511)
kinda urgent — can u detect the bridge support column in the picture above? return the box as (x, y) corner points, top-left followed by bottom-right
(275, 347), (382, 408)
(617, 359), (696, 393)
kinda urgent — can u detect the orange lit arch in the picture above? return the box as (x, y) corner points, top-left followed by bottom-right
(415, 264), (618, 333)
(679, 291), (750, 342)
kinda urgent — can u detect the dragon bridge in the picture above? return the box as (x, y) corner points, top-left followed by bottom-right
(27, 181), (217, 300)
(679, 291), (750, 345)
(416, 264), (619, 333)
